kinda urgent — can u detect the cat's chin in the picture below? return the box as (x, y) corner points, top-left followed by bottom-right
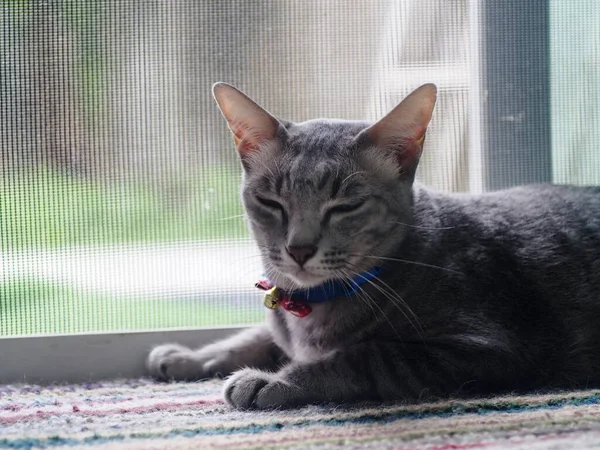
(285, 270), (329, 289)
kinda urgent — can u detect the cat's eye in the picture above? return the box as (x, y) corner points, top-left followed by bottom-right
(328, 202), (364, 215)
(256, 196), (285, 212)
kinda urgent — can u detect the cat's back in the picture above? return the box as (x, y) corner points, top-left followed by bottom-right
(444, 183), (600, 218)
(406, 184), (600, 389)
(410, 183), (600, 308)
(419, 183), (600, 240)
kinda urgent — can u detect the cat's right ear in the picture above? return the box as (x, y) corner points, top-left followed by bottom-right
(212, 83), (281, 161)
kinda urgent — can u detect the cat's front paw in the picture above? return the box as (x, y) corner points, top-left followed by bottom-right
(224, 368), (294, 410)
(147, 344), (225, 381)
(147, 344), (203, 381)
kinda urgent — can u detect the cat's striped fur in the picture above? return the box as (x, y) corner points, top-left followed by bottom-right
(148, 84), (600, 409)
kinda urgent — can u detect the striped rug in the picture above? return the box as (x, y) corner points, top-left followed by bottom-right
(2, 379), (600, 449)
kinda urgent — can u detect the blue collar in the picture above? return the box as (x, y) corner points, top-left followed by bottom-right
(282, 267), (383, 304)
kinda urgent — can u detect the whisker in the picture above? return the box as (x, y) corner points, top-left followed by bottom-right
(273, 159), (283, 177)
(263, 265), (303, 291)
(338, 268), (403, 337)
(231, 253), (264, 260)
(218, 214), (246, 221)
(337, 268), (390, 326)
(347, 267), (422, 339)
(344, 261), (423, 328)
(371, 279), (424, 338)
(226, 266), (268, 285)
(340, 170), (365, 189)
(256, 159), (276, 179)
(393, 221), (455, 231)
(349, 228), (367, 238)
(351, 254), (463, 275)
(352, 278), (402, 339)
(334, 270), (374, 315)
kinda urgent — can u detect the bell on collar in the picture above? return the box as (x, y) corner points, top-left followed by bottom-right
(263, 287), (281, 310)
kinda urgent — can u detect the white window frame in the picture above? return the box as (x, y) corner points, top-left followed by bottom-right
(0, 326), (245, 383)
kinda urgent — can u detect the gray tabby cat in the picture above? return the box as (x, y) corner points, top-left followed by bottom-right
(147, 83), (600, 410)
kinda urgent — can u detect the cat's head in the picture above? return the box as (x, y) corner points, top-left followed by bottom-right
(213, 83), (436, 290)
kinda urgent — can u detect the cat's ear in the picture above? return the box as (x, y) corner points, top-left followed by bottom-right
(364, 84), (437, 177)
(212, 82), (281, 158)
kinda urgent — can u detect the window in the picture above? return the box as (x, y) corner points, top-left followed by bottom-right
(1, 1), (598, 382)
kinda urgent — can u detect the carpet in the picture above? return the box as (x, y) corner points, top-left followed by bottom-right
(2, 379), (600, 449)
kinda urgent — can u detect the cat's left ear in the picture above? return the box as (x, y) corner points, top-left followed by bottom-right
(363, 84), (437, 178)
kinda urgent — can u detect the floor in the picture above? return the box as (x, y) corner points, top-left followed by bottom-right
(2, 378), (600, 449)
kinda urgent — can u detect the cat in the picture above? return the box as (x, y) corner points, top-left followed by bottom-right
(147, 82), (600, 410)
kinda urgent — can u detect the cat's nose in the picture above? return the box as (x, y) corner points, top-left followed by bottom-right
(286, 245), (317, 267)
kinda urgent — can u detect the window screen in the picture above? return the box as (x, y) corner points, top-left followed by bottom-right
(1, 1), (598, 336)
(551, 1), (600, 186)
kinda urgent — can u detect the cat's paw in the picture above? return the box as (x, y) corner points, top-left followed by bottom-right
(223, 368), (294, 409)
(147, 343), (226, 381)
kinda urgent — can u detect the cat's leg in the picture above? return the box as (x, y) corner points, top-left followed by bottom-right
(147, 324), (284, 381)
(223, 342), (394, 409)
(223, 341), (468, 409)
(224, 338), (516, 409)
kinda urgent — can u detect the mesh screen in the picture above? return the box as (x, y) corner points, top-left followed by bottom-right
(1, 1), (598, 336)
